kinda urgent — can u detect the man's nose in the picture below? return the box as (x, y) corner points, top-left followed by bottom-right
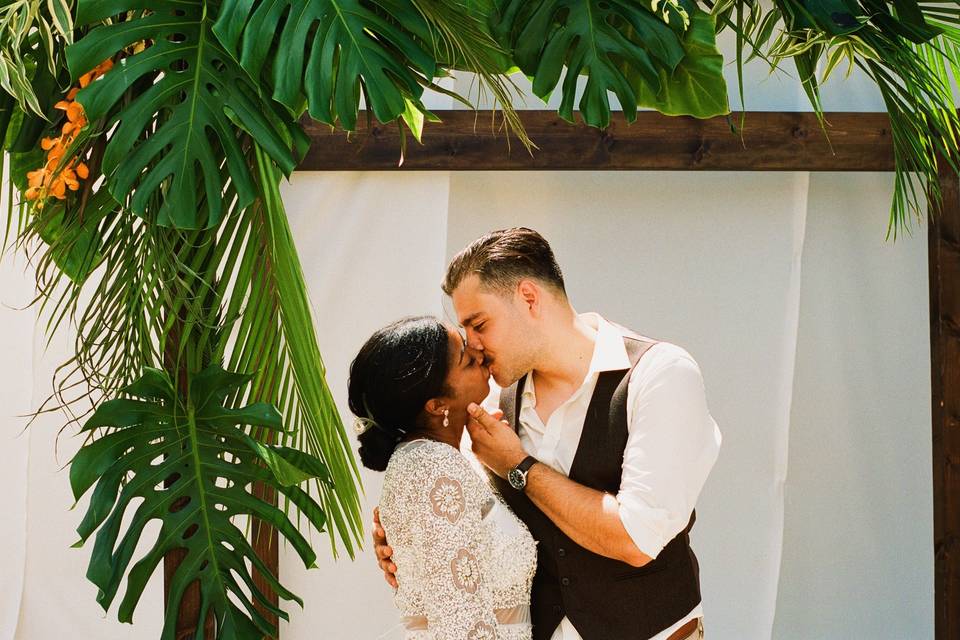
(465, 330), (483, 352)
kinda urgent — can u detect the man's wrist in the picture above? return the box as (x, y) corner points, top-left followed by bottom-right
(507, 455), (539, 490)
(501, 451), (529, 478)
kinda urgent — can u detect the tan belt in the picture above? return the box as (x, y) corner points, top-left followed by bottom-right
(665, 617), (702, 640)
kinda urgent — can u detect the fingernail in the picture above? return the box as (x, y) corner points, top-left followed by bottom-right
(467, 403), (479, 414)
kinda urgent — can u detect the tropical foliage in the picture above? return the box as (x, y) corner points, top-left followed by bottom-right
(1, 0), (958, 637)
(71, 364), (330, 639)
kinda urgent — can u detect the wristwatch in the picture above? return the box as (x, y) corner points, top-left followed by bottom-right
(507, 456), (539, 491)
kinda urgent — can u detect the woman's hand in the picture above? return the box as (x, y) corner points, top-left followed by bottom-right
(373, 506), (398, 588)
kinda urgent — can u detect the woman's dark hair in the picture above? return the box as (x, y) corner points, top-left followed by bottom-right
(348, 316), (451, 471)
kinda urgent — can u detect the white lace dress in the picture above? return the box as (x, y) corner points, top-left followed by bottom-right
(378, 439), (538, 640)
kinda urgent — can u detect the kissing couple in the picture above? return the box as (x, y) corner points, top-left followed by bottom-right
(348, 227), (722, 640)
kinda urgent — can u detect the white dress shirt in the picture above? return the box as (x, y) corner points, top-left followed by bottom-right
(481, 312), (722, 640)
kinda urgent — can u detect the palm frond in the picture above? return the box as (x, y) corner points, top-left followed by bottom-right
(410, 0), (534, 151)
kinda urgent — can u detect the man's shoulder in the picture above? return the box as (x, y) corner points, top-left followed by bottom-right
(630, 340), (703, 382)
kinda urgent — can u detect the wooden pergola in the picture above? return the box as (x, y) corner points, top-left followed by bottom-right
(246, 111), (958, 639)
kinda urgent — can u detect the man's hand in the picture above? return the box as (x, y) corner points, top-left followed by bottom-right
(466, 403), (528, 478)
(372, 507), (398, 588)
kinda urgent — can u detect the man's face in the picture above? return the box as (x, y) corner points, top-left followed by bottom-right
(451, 274), (537, 387)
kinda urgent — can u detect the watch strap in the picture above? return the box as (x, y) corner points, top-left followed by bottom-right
(516, 455), (538, 474)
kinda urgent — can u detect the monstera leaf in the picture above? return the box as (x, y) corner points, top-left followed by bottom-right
(496, 0), (690, 128)
(65, 0), (309, 229)
(70, 364), (330, 640)
(213, 0), (437, 132)
(633, 10), (729, 118)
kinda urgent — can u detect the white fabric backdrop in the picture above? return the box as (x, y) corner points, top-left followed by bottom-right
(0, 34), (933, 640)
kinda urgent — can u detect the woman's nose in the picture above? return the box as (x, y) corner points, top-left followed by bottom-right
(466, 344), (484, 360)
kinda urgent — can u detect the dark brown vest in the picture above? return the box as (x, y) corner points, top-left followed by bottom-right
(492, 328), (702, 640)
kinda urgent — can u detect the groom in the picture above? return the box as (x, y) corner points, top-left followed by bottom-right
(373, 227), (722, 640)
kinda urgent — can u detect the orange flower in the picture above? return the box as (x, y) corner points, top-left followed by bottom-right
(66, 102), (84, 123)
(27, 169), (45, 188)
(25, 56), (114, 206)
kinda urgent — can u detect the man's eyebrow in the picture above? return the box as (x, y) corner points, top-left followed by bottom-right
(461, 312), (482, 328)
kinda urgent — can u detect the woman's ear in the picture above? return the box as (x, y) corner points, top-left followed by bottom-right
(423, 397), (448, 418)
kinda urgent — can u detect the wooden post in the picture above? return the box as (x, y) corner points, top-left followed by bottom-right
(251, 481), (280, 638)
(162, 317), (217, 640)
(931, 161), (960, 640)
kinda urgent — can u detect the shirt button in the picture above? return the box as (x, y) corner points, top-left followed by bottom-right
(561, 577), (570, 586)
(557, 548), (566, 557)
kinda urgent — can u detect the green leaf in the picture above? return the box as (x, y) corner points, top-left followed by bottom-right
(213, 0), (436, 132)
(70, 364), (328, 640)
(633, 9), (729, 118)
(66, 0), (305, 229)
(5, 41), (60, 152)
(245, 439), (332, 487)
(793, 0), (863, 34)
(400, 97), (425, 142)
(496, 0), (687, 128)
(46, 0), (74, 44)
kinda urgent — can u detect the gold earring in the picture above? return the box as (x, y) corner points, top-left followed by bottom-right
(443, 408), (450, 428)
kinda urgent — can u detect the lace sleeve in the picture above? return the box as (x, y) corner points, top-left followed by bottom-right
(406, 446), (500, 640)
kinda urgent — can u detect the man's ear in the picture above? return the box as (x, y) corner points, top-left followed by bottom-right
(516, 279), (540, 315)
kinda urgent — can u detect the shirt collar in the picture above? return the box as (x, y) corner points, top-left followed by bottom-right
(521, 312), (631, 399)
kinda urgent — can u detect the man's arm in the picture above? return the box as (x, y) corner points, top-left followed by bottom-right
(372, 507), (398, 588)
(465, 404), (652, 567)
(523, 459), (653, 566)
(467, 347), (722, 568)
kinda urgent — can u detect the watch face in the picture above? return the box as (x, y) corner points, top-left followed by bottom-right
(508, 468), (525, 490)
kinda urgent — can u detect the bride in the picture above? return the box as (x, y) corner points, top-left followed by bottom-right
(348, 315), (537, 639)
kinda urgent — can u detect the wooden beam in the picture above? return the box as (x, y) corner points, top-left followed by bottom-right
(298, 111), (895, 172)
(931, 161), (960, 640)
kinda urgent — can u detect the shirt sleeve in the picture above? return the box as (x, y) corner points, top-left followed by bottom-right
(616, 343), (723, 559)
(408, 450), (500, 640)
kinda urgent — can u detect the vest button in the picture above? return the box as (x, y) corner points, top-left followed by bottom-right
(561, 577), (570, 586)
(553, 605), (563, 615)
(557, 548), (566, 557)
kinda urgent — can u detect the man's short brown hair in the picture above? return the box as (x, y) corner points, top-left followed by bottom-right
(442, 227), (567, 298)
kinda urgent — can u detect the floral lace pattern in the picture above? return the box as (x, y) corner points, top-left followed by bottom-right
(451, 548), (481, 593)
(430, 476), (465, 524)
(379, 439), (537, 640)
(468, 621), (497, 640)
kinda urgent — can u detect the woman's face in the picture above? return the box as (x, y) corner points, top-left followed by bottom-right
(441, 324), (490, 411)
